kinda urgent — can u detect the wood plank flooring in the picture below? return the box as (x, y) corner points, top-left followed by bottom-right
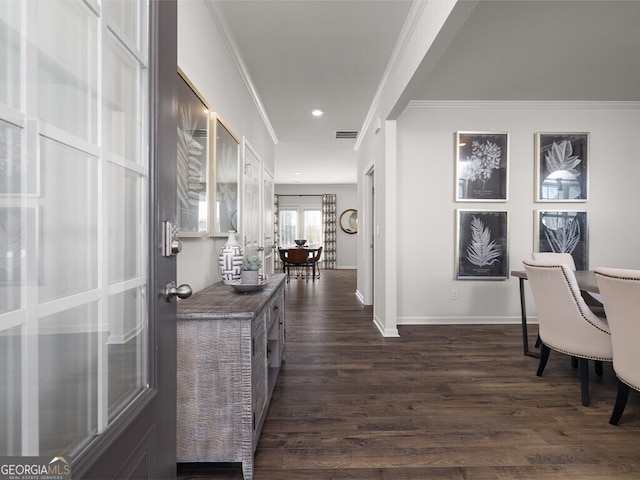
(178, 269), (640, 479)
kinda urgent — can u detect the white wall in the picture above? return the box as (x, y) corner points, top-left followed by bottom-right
(275, 184), (358, 269)
(177, 0), (275, 293)
(396, 101), (640, 324)
(355, 1), (460, 336)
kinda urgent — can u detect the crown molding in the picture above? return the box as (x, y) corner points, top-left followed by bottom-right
(205, 0), (279, 144)
(407, 100), (640, 110)
(354, 1), (427, 151)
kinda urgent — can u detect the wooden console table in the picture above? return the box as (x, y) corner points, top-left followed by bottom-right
(176, 274), (286, 480)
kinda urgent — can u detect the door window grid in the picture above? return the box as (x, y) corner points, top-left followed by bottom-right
(0, 0), (149, 458)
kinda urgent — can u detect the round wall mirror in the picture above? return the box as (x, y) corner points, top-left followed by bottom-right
(339, 209), (358, 234)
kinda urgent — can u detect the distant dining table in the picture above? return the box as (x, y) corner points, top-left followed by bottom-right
(511, 269), (599, 358)
(278, 245), (322, 280)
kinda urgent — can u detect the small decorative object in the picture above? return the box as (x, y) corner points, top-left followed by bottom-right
(241, 254), (262, 284)
(218, 231), (243, 284)
(294, 239), (307, 247)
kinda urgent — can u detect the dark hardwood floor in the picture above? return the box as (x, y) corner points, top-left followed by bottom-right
(178, 269), (640, 479)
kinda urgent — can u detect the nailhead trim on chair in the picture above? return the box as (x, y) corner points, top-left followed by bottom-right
(595, 271), (640, 283)
(524, 262), (611, 336)
(595, 270), (640, 390)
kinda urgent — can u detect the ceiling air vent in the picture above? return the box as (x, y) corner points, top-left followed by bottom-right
(335, 130), (358, 139)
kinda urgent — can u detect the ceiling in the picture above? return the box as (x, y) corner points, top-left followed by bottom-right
(216, 0), (640, 185)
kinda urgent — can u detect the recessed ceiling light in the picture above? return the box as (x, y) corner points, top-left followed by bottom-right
(311, 109), (324, 117)
(294, 171), (301, 175)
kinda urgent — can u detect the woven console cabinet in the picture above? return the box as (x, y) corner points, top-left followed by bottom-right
(176, 274), (286, 480)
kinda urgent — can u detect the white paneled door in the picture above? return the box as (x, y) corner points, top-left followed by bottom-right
(0, 1), (178, 478)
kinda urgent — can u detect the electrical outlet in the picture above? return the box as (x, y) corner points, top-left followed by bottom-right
(451, 288), (459, 300)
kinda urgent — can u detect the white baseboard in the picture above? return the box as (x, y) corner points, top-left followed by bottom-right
(397, 315), (538, 325)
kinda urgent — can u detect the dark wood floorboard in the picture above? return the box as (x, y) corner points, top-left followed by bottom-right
(178, 269), (640, 479)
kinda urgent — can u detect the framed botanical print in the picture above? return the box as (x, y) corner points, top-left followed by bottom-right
(456, 209), (509, 280)
(213, 114), (240, 237)
(535, 132), (589, 202)
(456, 132), (509, 201)
(534, 210), (588, 270)
(176, 68), (211, 236)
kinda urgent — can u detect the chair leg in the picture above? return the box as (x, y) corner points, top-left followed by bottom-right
(571, 356), (578, 368)
(535, 335), (541, 348)
(579, 358), (589, 406)
(609, 380), (631, 426)
(595, 360), (603, 376)
(537, 344), (551, 377)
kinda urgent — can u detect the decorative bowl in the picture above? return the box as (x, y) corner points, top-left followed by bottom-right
(229, 274), (268, 293)
(294, 239), (307, 247)
(230, 280), (266, 293)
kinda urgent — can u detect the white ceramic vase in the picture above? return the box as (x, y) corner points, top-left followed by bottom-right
(219, 231), (243, 284)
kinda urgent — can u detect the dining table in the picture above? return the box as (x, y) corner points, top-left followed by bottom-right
(278, 245), (322, 280)
(511, 269), (599, 358)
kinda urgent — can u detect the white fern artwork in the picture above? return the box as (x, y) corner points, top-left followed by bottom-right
(466, 216), (501, 268)
(176, 104), (206, 232)
(544, 216), (580, 255)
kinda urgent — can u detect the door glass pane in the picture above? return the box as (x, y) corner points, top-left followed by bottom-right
(0, 0), (149, 459)
(104, 31), (141, 164)
(107, 164), (144, 283)
(0, 119), (36, 195)
(38, 303), (100, 456)
(37, 1), (98, 143)
(0, 1), (21, 110)
(39, 137), (98, 302)
(104, 0), (139, 49)
(0, 325), (22, 455)
(108, 286), (147, 419)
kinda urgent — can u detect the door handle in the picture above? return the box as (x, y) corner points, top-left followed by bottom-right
(165, 281), (193, 302)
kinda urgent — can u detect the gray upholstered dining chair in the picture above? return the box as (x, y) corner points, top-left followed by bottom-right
(531, 252), (576, 270)
(523, 259), (612, 406)
(595, 267), (640, 425)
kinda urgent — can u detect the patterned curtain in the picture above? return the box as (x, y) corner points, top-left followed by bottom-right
(322, 194), (337, 269)
(274, 194), (281, 272)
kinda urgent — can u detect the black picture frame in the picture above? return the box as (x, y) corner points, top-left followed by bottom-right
(455, 131), (509, 201)
(456, 210), (509, 280)
(535, 132), (589, 202)
(535, 210), (589, 270)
